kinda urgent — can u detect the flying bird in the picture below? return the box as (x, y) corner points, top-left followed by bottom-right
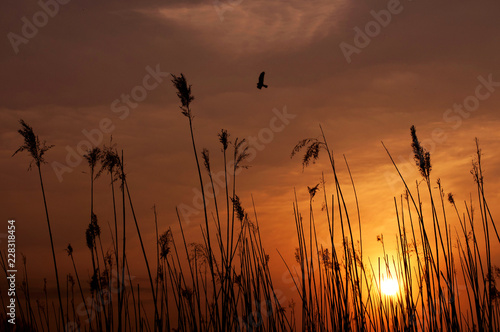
(257, 71), (268, 89)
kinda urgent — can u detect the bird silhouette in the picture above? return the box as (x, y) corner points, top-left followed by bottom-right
(257, 71), (268, 89)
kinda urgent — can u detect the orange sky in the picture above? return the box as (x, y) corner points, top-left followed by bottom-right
(1, 0), (500, 311)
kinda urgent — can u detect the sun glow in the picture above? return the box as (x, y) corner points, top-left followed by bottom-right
(380, 277), (399, 296)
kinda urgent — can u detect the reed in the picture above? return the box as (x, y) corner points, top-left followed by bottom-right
(12, 120), (65, 332)
(4, 110), (499, 332)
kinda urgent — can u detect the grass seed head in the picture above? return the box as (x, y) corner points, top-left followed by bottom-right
(159, 229), (173, 260)
(13, 119), (53, 170)
(171, 73), (194, 118)
(291, 138), (324, 169)
(218, 129), (230, 151)
(410, 125), (432, 179)
(202, 148), (210, 172)
(83, 147), (102, 172)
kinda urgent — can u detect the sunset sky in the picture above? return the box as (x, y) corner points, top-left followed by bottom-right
(1, 0), (500, 303)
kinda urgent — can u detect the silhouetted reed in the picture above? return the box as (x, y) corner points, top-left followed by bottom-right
(66, 244), (90, 324)
(4, 113), (500, 332)
(12, 120), (65, 332)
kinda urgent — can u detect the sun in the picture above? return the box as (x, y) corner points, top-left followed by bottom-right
(380, 277), (399, 296)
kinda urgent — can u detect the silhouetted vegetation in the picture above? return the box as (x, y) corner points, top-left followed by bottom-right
(2, 79), (499, 331)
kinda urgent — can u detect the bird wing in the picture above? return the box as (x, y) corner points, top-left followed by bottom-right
(259, 71), (265, 83)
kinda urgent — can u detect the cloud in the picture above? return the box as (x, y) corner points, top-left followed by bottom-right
(156, 0), (345, 55)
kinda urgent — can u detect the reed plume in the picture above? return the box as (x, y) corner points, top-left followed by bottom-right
(410, 125), (431, 179)
(13, 120), (65, 332)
